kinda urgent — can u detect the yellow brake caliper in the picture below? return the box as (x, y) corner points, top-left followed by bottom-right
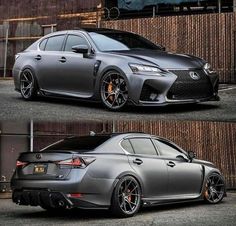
(204, 184), (209, 199)
(108, 82), (114, 101)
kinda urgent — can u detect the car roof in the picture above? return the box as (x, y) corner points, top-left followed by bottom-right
(42, 28), (130, 37)
(63, 132), (167, 142)
(81, 28), (128, 33)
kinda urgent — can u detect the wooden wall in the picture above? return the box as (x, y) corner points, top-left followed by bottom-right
(102, 12), (236, 84)
(33, 120), (236, 189)
(0, 0), (102, 20)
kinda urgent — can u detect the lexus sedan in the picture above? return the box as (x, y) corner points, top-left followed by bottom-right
(13, 28), (219, 110)
(11, 133), (226, 217)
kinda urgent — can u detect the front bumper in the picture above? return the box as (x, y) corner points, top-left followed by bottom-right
(127, 69), (219, 106)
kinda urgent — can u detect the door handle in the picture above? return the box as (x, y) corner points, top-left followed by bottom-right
(34, 55), (41, 60)
(133, 158), (143, 165)
(167, 161), (176, 167)
(59, 57), (66, 63)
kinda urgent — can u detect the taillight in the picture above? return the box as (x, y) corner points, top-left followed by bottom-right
(58, 157), (83, 167)
(16, 160), (27, 167)
(58, 157), (95, 168)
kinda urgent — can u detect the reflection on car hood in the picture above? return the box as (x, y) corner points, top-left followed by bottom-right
(111, 49), (204, 69)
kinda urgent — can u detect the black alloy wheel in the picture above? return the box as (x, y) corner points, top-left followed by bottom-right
(20, 69), (38, 100)
(110, 176), (141, 217)
(204, 173), (225, 204)
(100, 70), (129, 110)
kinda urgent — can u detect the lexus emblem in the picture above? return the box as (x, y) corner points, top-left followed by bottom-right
(36, 153), (42, 159)
(189, 71), (200, 80)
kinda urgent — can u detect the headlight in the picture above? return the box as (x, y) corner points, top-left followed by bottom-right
(204, 63), (215, 74)
(129, 63), (163, 76)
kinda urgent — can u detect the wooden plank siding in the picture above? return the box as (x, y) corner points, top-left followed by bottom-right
(33, 120), (236, 189)
(102, 13), (236, 84)
(0, 0), (102, 20)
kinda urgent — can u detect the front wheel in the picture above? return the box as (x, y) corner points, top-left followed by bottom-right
(100, 70), (129, 111)
(20, 69), (38, 100)
(110, 176), (141, 218)
(204, 173), (225, 204)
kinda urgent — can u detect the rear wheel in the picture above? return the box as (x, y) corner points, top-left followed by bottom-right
(204, 173), (225, 204)
(110, 176), (141, 218)
(100, 70), (129, 111)
(20, 69), (38, 100)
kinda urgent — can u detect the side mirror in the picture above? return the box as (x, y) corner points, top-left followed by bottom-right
(159, 45), (166, 51)
(176, 154), (188, 162)
(72, 45), (89, 57)
(188, 151), (196, 162)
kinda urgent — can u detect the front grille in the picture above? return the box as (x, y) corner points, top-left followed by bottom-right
(167, 70), (213, 100)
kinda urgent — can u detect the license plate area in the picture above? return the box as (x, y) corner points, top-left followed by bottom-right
(33, 164), (47, 174)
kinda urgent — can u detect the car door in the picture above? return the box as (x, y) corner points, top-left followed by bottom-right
(152, 139), (203, 197)
(35, 34), (67, 92)
(122, 138), (169, 198)
(57, 33), (97, 96)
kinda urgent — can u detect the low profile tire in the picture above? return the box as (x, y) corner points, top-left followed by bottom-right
(100, 70), (129, 111)
(204, 173), (225, 204)
(110, 176), (141, 218)
(20, 69), (38, 100)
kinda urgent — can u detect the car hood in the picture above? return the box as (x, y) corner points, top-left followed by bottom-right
(193, 159), (215, 168)
(110, 49), (204, 69)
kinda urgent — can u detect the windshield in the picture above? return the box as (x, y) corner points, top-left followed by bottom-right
(89, 31), (162, 52)
(42, 136), (110, 152)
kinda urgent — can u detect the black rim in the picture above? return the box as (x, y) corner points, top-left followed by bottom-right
(118, 178), (141, 214)
(205, 174), (225, 203)
(20, 70), (34, 98)
(101, 72), (128, 109)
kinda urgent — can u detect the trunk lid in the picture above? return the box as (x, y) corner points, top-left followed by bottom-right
(16, 151), (76, 180)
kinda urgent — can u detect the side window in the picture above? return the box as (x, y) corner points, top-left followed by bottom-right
(121, 139), (134, 154)
(129, 138), (157, 156)
(64, 35), (88, 52)
(44, 35), (65, 51)
(153, 139), (182, 158)
(39, 39), (47, 51)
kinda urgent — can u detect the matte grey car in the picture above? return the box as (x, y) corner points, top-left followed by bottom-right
(11, 133), (226, 217)
(13, 28), (219, 110)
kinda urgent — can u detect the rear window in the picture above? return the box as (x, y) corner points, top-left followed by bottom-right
(42, 136), (110, 152)
(129, 138), (157, 156)
(39, 38), (47, 50)
(44, 35), (65, 51)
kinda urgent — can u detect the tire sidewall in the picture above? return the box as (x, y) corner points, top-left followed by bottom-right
(20, 69), (38, 100)
(204, 173), (225, 204)
(100, 70), (129, 111)
(111, 176), (141, 218)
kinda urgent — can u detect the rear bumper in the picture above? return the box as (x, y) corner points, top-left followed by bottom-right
(12, 189), (109, 210)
